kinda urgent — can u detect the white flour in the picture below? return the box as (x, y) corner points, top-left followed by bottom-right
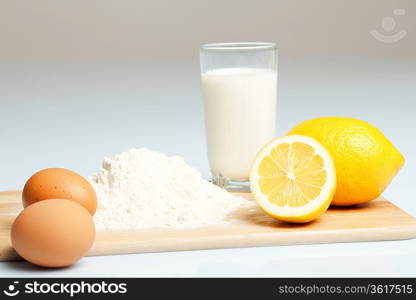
(89, 148), (250, 230)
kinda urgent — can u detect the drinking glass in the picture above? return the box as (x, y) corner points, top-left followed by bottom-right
(200, 42), (277, 191)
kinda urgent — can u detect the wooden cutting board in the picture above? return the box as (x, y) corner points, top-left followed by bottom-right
(1, 190), (416, 261)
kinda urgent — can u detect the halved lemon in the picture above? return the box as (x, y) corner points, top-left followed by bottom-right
(250, 135), (336, 223)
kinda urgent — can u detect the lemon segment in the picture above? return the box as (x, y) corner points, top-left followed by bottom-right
(250, 135), (336, 223)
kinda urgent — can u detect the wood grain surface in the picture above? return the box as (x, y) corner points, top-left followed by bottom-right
(1, 190), (415, 261)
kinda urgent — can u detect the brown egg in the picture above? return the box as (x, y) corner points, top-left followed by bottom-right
(11, 199), (95, 267)
(23, 168), (97, 215)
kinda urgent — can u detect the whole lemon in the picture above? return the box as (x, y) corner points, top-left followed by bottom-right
(288, 117), (404, 206)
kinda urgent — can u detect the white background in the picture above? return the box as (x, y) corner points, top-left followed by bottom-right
(0, 0), (415, 277)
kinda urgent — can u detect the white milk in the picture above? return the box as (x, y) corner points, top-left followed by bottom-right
(202, 68), (277, 181)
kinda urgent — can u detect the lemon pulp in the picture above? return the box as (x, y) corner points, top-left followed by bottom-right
(250, 135), (336, 223)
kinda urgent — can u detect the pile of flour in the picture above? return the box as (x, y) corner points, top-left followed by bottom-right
(89, 148), (249, 230)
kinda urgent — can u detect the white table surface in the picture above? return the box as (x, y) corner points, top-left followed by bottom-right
(0, 58), (415, 277)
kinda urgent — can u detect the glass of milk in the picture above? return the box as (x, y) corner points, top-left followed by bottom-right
(200, 42), (277, 191)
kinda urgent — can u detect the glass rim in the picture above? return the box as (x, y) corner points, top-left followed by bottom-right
(200, 42), (276, 51)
